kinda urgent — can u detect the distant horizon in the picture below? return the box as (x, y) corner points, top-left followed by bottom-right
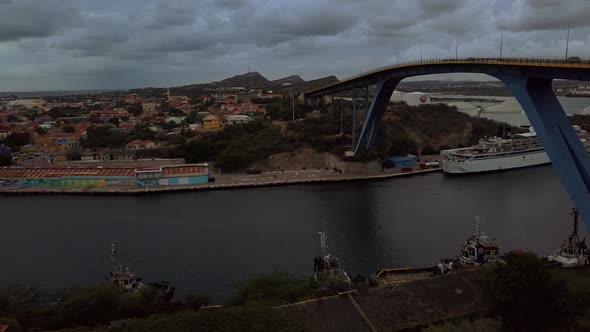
(0, 72), (501, 96)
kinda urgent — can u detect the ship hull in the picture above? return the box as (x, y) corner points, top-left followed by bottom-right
(442, 150), (550, 174)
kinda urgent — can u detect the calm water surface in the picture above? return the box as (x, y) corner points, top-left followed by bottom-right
(0, 166), (582, 300)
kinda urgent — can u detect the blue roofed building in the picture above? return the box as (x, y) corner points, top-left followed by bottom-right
(386, 155), (417, 168)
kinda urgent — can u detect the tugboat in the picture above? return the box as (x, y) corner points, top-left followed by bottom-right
(548, 208), (589, 268)
(459, 216), (499, 266)
(107, 244), (175, 300)
(313, 232), (351, 285)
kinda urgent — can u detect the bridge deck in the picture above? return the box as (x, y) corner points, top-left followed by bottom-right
(306, 57), (590, 96)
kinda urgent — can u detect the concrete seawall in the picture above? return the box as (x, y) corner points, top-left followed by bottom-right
(0, 168), (442, 196)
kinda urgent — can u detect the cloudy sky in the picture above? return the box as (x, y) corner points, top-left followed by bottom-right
(1, 0), (590, 91)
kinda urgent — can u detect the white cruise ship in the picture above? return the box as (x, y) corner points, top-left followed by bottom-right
(441, 128), (550, 174)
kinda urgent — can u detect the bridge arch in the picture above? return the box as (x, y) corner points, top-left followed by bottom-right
(305, 58), (590, 227)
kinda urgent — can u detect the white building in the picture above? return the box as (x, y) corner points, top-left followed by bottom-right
(9, 98), (43, 108)
(226, 115), (252, 125)
(390, 91), (431, 106)
(166, 116), (186, 124)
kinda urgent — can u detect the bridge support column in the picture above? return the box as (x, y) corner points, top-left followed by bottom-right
(352, 88), (357, 150)
(354, 79), (399, 154)
(330, 95), (334, 120)
(500, 75), (590, 222)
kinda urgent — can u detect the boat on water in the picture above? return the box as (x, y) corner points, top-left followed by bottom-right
(459, 216), (499, 266)
(441, 127), (550, 174)
(441, 125), (589, 174)
(548, 208), (589, 268)
(371, 216), (499, 286)
(313, 232), (351, 285)
(106, 244), (175, 300)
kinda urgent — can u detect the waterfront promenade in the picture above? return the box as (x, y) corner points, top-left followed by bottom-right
(0, 167), (441, 195)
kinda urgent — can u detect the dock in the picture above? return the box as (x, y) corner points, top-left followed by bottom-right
(0, 168), (442, 195)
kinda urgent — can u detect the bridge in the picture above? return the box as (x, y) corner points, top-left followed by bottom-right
(305, 57), (590, 227)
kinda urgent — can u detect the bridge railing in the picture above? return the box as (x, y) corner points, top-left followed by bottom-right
(308, 57), (590, 95)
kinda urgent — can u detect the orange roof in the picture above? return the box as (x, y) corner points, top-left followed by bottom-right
(127, 140), (154, 146)
(0, 164), (209, 179)
(0, 167), (135, 178)
(162, 166), (208, 175)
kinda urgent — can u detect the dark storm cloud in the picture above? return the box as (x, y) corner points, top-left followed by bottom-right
(145, 1), (199, 30)
(0, 0), (79, 42)
(2, 0), (590, 90)
(498, 0), (590, 31)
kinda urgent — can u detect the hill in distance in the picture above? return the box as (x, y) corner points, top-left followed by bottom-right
(269, 75), (305, 86)
(217, 72), (269, 88)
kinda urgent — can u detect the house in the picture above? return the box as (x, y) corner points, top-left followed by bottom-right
(166, 116), (186, 125)
(37, 115), (53, 124)
(126, 140), (156, 150)
(202, 114), (222, 129)
(226, 115), (252, 125)
(50, 133), (80, 150)
(119, 123), (135, 132)
(259, 93), (282, 99)
(142, 102), (159, 113)
(91, 109), (131, 120)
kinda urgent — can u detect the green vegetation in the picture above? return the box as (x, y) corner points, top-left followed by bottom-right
(114, 307), (304, 332)
(0, 154), (11, 166)
(482, 251), (590, 330)
(422, 317), (499, 332)
(62, 125), (76, 133)
(47, 107), (80, 119)
(35, 127), (48, 135)
(80, 126), (128, 148)
(1, 132), (31, 150)
(185, 121), (292, 171)
(424, 252), (590, 331)
(227, 271), (316, 307)
(0, 285), (173, 330)
(184, 293), (212, 310)
(0, 317), (22, 332)
(1, 271), (331, 331)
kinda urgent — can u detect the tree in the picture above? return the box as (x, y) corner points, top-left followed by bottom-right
(62, 125), (76, 133)
(421, 145), (436, 155)
(35, 127), (48, 135)
(0, 154), (11, 166)
(484, 251), (558, 329)
(3, 133), (31, 149)
(167, 108), (184, 116)
(0, 317), (22, 332)
(127, 104), (143, 116)
(185, 293), (212, 310)
(108, 117), (120, 127)
(81, 126), (128, 148)
(65, 148), (82, 161)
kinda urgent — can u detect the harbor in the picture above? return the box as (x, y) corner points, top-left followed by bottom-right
(0, 165), (578, 301)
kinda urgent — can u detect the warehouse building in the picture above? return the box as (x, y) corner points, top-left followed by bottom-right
(0, 164), (210, 188)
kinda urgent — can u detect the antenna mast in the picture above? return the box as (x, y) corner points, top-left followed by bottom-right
(474, 216), (482, 237)
(565, 24), (571, 59)
(319, 232), (327, 257)
(570, 208), (580, 242)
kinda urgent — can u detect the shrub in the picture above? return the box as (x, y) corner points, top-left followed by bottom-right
(0, 317), (22, 332)
(185, 293), (213, 311)
(227, 271), (316, 307)
(421, 145), (436, 155)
